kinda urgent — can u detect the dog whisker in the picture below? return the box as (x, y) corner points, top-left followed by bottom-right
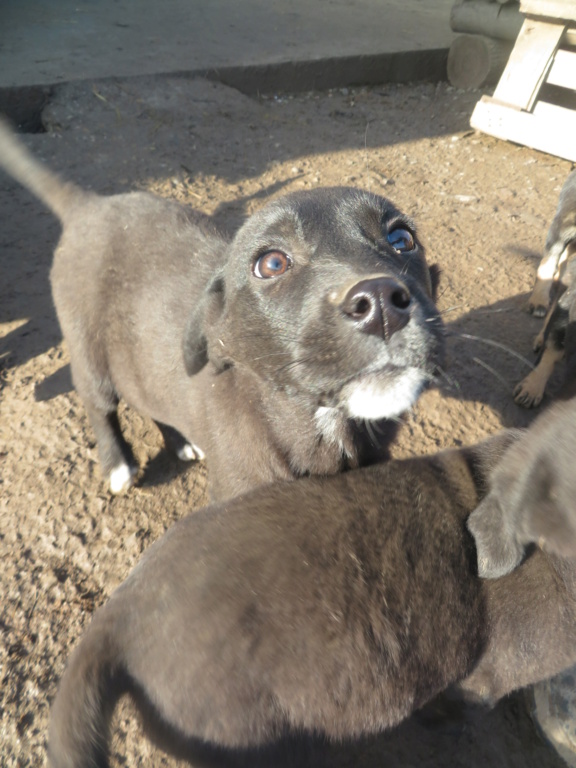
(368, 415), (402, 435)
(435, 285), (447, 300)
(435, 365), (460, 392)
(437, 304), (465, 317)
(449, 332), (535, 371)
(473, 307), (516, 315)
(275, 355), (324, 376)
(472, 356), (512, 390)
(249, 351), (292, 362)
(360, 416), (376, 446)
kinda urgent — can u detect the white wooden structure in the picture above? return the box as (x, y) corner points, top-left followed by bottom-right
(471, 0), (576, 162)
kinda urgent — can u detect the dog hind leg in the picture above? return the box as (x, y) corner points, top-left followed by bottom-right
(86, 404), (138, 493)
(70, 360), (138, 493)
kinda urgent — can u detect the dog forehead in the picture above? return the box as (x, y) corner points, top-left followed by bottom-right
(231, 187), (405, 257)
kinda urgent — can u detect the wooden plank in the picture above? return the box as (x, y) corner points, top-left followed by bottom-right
(521, 1), (576, 23)
(546, 48), (576, 89)
(471, 96), (576, 162)
(493, 18), (565, 110)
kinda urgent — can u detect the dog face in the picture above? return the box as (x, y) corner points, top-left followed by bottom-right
(185, 187), (443, 423)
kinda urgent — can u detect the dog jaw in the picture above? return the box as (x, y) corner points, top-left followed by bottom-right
(342, 367), (428, 420)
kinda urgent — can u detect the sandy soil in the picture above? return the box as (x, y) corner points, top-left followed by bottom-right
(0, 75), (573, 767)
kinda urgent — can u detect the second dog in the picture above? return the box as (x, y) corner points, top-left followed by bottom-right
(48, 406), (576, 766)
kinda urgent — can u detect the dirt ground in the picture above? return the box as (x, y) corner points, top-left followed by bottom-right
(0, 75), (574, 767)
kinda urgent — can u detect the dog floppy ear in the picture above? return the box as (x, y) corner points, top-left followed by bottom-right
(467, 494), (525, 579)
(182, 276), (225, 376)
(468, 402), (576, 578)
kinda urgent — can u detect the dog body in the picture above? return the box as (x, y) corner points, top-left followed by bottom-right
(514, 243), (576, 408)
(528, 169), (576, 317)
(48, 428), (576, 766)
(516, 169), (576, 407)
(0, 120), (443, 499)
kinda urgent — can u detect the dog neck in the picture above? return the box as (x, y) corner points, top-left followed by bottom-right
(261, 392), (395, 477)
(197, 363), (398, 499)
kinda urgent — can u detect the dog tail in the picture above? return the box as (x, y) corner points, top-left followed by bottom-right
(48, 614), (125, 768)
(0, 116), (84, 221)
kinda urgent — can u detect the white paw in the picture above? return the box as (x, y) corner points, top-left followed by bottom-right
(177, 442), (205, 462)
(109, 463), (138, 494)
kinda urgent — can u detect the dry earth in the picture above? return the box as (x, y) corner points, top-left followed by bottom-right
(0, 76), (573, 767)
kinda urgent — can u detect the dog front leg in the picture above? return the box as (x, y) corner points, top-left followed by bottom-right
(513, 345), (564, 408)
(154, 421), (205, 462)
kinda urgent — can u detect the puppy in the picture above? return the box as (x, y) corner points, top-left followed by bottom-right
(48, 429), (576, 767)
(0, 119), (443, 500)
(528, 169), (576, 317)
(515, 169), (576, 407)
(514, 244), (576, 408)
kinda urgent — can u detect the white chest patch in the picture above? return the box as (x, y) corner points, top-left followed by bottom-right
(344, 367), (427, 421)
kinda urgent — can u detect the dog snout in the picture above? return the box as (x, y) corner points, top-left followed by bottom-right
(340, 277), (411, 340)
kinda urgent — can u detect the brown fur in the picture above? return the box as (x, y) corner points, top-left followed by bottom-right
(528, 169), (576, 317)
(515, 243), (576, 408)
(517, 170), (576, 407)
(48, 426), (576, 767)
(0, 118), (443, 500)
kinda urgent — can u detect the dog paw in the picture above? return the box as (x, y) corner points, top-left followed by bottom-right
(177, 442), (205, 462)
(109, 462), (138, 494)
(527, 303), (548, 318)
(528, 280), (552, 316)
(513, 380), (543, 409)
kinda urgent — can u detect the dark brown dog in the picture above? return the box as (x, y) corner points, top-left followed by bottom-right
(516, 170), (576, 408)
(0, 119), (443, 500)
(47, 423), (576, 767)
(527, 169), (576, 318)
(514, 245), (576, 408)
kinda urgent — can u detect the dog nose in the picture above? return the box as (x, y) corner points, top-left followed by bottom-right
(340, 277), (411, 340)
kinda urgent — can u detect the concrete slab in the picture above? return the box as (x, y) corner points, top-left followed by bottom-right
(1, 0), (454, 92)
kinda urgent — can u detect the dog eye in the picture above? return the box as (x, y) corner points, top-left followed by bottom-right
(253, 251), (292, 279)
(387, 227), (415, 253)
